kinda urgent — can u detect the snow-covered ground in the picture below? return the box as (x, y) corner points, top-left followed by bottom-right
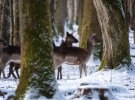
(0, 28), (135, 100)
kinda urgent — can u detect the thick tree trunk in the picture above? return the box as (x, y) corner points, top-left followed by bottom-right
(93, 0), (131, 69)
(79, 0), (102, 49)
(15, 0), (57, 99)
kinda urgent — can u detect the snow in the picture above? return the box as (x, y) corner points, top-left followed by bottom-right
(0, 28), (135, 100)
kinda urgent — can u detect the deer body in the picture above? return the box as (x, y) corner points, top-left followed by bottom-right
(0, 45), (21, 78)
(54, 32), (79, 79)
(53, 35), (95, 78)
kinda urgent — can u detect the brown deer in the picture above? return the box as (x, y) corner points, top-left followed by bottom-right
(0, 40), (21, 78)
(53, 34), (96, 78)
(2, 32), (78, 79)
(56, 32), (79, 79)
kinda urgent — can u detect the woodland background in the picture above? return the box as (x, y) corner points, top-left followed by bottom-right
(0, 0), (135, 99)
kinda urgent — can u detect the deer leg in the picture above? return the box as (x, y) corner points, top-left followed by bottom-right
(57, 68), (59, 80)
(7, 62), (17, 79)
(79, 65), (83, 78)
(57, 66), (61, 80)
(83, 64), (87, 77)
(59, 66), (62, 79)
(2, 66), (6, 78)
(15, 69), (20, 78)
(14, 64), (20, 78)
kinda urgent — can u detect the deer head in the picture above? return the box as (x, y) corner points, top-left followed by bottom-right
(66, 32), (79, 44)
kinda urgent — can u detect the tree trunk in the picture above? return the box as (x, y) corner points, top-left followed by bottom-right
(93, 0), (131, 69)
(55, 0), (67, 35)
(77, 0), (84, 36)
(133, 1), (135, 44)
(1, 0), (11, 44)
(0, 0), (4, 36)
(10, 0), (14, 45)
(13, 0), (20, 46)
(50, 0), (58, 37)
(15, 0), (57, 99)
(79, 0), (102, 49)
(125, 0), (135, 44)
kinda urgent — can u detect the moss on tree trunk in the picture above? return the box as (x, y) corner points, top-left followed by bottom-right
(79, 0), (102, 49)
(15, 0), (57, 99)
(93, 0), (131, 70)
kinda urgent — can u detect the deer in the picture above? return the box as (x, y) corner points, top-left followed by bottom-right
(0, 40), (21, 79)
(1, 32), (78, 79)
(56, 32), (79, 79)
(53, 34), (96, 78)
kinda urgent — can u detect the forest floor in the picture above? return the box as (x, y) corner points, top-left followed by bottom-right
(0, 30), (135, 100)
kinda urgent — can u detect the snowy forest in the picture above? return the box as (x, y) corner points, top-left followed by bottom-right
(0, 0), (135, 100)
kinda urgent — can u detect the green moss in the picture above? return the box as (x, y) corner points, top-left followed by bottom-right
(15, 64), (32, 100)
(15, 0), (56, 99)
(99, 58), (107, 70)
(98, 0), (130, 70)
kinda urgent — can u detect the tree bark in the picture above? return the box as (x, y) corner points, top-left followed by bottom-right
(77, 0), (84, 36)
(67, 0), (74, 29)
(1, 0), (11, 44)
(126, 0), (135, 44)
(0, 0), (4, 37)
(55, 0), (67, 35)
(79, 0), (102, 49)
(13, 0), (20, 45)
(93, 0), (131, 69)
(10, 0), (14, 45)
(15, 0), (57, 99)
(50, 0), (58, 37)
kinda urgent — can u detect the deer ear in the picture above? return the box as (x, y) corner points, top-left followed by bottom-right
(66, 32), (70, 36)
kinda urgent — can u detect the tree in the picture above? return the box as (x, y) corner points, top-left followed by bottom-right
(93, 0), (131, 69)
(13, 0), (20, 45)
(15, 0), (57, 99)
(125, 0), (135, 44)
(1, 0), (11, 44)
(67, 0), (78, 29)
(0, 0), (4, 36)
(55, 0), (67, 36)
(79, 0), (102, 58)
(50, 0), (58, 37)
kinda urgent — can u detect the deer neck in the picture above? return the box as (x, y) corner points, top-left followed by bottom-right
(65, 39), (72, 47)
(87, 39), (94, 55)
